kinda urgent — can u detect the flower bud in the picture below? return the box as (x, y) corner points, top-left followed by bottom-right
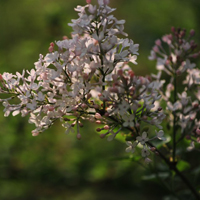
(155, 39), (162, 46)
(100, 134), (106, 138)
(96, 128), (102, 132)
(63, 36), (68, 40)
(79, 122), (84, 127)
(190, 29), (195, 37)
(179, 30), (185, 38)
(171, 26), (175, 33)
(150, 147), (156, 152)
(117, 69), (123, 76)
(48, 46), (54, 53)
(95, 113), (102, 119)
(0, 74), (3, 81)
(128, 70), (135, 78)
(77, 133), (81, 140)
(96, 120), (101, 124)
(185, 135), (191, 140)
(196, 128), (200, 135)
(81, 103), (88, 109)
(104, 125), (110, 130)
(32, 130), (39, 136)
(153, 45), (159, 52)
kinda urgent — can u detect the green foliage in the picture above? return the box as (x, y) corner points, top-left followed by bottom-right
(176, 160), (190, 172)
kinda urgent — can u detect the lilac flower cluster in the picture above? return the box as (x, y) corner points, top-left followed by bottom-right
(0, 0), (167, 162)
(149, 27), (200, 151)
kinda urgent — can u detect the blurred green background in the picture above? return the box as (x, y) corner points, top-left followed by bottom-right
(0, 0), (200, 199)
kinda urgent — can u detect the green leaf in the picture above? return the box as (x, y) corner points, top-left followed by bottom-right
(141, 126), (149, 133)
(176, 160), (190, 172)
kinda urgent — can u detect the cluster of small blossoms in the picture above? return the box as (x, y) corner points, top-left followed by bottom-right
(0, 0), (165, 161)
(149, 27), (200, 150)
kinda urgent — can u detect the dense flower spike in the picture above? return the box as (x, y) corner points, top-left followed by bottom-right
(149, 27), (200, 151)
(0, 0), (166, 161)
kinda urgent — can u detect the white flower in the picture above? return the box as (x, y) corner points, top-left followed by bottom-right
(178, 91), (189, 106)
(141, 147), (150, 157)
(27, 100), (37, 111)
(44, 52), (59, 65)
(125, 141), (137, 153)
(182, 59), (196, 72)
(129, 42), (139, 55)
(136, 132), (149, 145)
(122, 114), (135, 127)
(187, 141), (195, 151)
(167, 101), (181, 111)
(118, 100), (130, 115)
(155, 130), (166, 141)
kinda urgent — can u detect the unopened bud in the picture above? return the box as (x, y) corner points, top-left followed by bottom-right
(185, 135), (191, 140)
(196, 128), (200, 135)
(171, 26), (175, 33)
(100, 134), (106, 138)
(155, 39), (162, 46)
(104, 0), (110, 5)
(150, 147), (156, 152)
(81, 103), (88, 109)
(96, 120), (101, 124)
(193, 103), (199, 108)
(153, 45), (159, 52)
(128, 70), (135, 78)
(179, 30), (185, 38)
(0, 74), (3, 81)
(48, 46), (54, 53)
(96, 128), (102, 132)
(63, 36), (68, 40)
(77, 133), (81, 140)
(104, 125), (110, 130)
(79, 122), (84, 127)
(32, 131), (39, 136)
(117, 69), (123, 76)
(50, 42), (54, 47)
(190, 29), (195, 37)
(95, 113), (102, 119)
